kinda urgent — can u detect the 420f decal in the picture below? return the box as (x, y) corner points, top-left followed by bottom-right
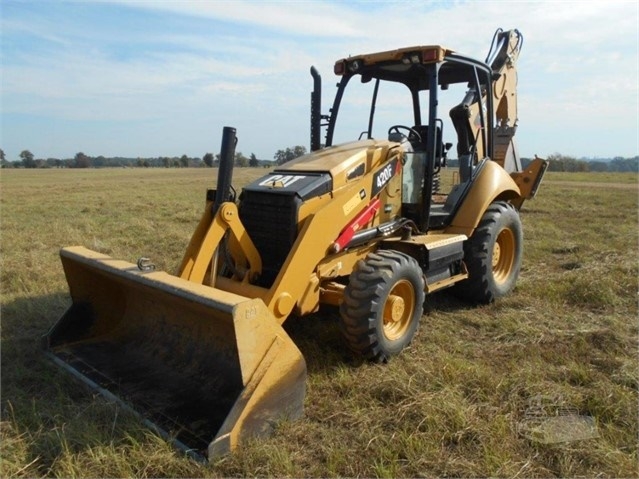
(371, 158), (400, 197)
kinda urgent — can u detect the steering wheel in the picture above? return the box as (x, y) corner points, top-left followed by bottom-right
(388, 125), (422, 143)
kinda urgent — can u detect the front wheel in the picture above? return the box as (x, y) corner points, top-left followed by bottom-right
(454, 201), (523, 304)
(339, 250), (425, 362)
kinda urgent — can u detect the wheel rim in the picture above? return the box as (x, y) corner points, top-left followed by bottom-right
(382, 279), (415, 341)
(492, 227), (515, 284)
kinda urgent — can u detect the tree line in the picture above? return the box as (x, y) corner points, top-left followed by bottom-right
(541, 153), (638, 173)
(1, 148), (637, 172)
(0, 146), (309, 169)
(445, 154), (638, 173)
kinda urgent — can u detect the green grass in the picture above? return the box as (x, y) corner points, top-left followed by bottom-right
(1, 168), (637, 477)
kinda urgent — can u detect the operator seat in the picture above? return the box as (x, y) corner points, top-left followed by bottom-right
(411, 124), (444, 159)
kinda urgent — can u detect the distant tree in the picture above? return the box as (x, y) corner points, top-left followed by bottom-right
(162, 157), (171, 168)
(292, 145), (307, 158)
(609, 156), (639, 172)
(235, 152), (248, 167)
(274, 146), (307, 165)
(74, 152), (91, 168)
(203, 152), (214, 167)
(273, 149), (288, 165)
(137, 158), (144, 167)
(20, 150), (36, 168)
(0, 148), (9, 168)
(249, 153), (259, 167)
(546, 153), (588, 172)
(587, 160), (608, 172)
(180, 155), (190, 168)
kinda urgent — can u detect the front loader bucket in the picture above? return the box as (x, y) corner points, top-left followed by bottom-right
(45, 246), (306, 460)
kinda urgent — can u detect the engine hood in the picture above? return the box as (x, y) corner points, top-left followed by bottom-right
(276, 139), (400, 190)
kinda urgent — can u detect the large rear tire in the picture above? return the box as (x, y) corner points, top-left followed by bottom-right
(455, 201), (523, 303)
(339, 250), (425, 362)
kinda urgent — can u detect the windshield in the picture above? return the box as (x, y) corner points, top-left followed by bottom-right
(324, 57), (493, 166)
(328, 76), (418, 145)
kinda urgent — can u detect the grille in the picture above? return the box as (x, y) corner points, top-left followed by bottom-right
(239, 191), (299, 287)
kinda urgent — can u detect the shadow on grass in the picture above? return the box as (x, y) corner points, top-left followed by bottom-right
(2, 293), (197, 476)
(283, 289), (476, 375)
(284, 308), (355, 373)
(1, 293), (127, 476)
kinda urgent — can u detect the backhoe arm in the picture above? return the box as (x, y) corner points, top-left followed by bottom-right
(450, 29), (523, 171)
(488, 29), (523, 171)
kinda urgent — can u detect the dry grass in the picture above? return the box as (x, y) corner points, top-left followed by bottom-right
(1, 168), (637, 477)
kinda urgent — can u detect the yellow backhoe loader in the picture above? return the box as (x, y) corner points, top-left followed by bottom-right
(45, 28), (546, 460)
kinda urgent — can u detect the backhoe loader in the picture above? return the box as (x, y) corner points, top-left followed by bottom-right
(45, 28), (546, 459)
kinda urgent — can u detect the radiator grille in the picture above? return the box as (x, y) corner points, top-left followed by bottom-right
(239, 191), (299, 287)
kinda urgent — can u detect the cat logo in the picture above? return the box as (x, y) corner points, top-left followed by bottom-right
(258, 174), (306, 188)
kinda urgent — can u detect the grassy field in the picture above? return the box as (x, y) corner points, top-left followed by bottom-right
(1, 167), (637, 477)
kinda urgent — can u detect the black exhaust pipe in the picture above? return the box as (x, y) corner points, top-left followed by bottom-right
(214, 126), (237, 214)
(310, 66), (322, 152)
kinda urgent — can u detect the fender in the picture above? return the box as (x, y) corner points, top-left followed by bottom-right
(445, 160), (520, 237)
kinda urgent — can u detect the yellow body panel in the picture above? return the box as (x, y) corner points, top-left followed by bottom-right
(278, 140), (397, 190)
(263, 179), (379, 321)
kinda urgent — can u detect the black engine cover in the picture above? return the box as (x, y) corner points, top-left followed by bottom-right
(239, 172), (332, 287)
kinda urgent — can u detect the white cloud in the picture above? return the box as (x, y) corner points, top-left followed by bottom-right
(1, 0), (637, 159)
(109, 0), (361, 37)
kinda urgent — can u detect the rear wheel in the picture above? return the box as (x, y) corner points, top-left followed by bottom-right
(339, 250), (425, 362)
(455, 201), (523, 303)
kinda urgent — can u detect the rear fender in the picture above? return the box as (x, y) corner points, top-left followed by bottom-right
(445, 160), (520, 237)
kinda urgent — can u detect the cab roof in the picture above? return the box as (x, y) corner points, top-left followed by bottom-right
(334, 45), (488, 90)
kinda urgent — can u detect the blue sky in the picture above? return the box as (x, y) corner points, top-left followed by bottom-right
(1, 0), (638, 161)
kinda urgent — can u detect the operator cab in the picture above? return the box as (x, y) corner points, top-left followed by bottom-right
(311, 45), (494, 232)
(389, 124), (453, 229)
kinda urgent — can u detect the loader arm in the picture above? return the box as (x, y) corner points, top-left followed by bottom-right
(179, 200), (262, 285)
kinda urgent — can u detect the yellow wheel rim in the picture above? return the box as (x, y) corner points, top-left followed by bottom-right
(382, 279), (415, 341)
(492, 227), (515, 285)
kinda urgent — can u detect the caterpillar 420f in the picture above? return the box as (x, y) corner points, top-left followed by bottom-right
(45, 28), (546, 459)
